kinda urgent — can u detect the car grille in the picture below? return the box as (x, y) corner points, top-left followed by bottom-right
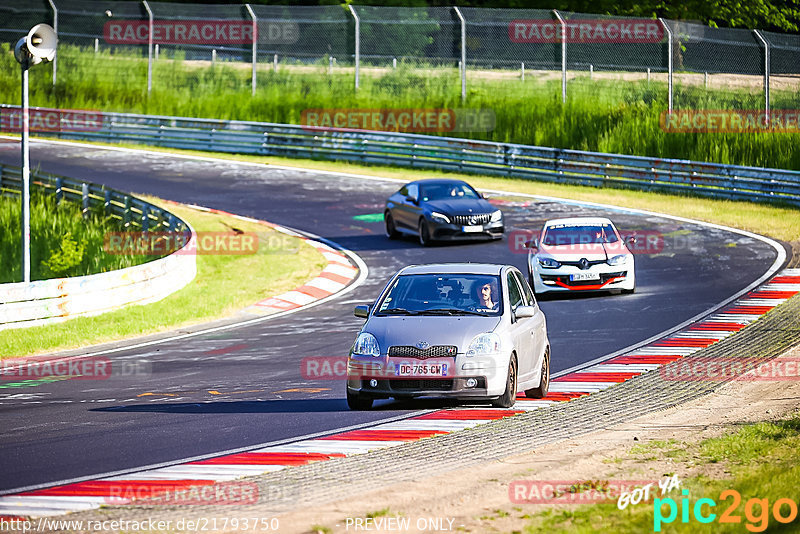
(391, 379), (454, 391)
(558, 259), (607, 270)
(388, 345), (458, 359)
(452, 214), (491, 226)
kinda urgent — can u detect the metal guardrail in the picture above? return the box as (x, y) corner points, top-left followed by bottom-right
(3, 105), (800, 207)
(0, 162), (196, 330)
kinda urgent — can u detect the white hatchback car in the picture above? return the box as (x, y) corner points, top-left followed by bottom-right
(527, 217), (636, 295)
(346, 263), (550, 410)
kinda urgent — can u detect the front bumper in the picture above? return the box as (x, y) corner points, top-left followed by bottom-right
(427, 219), (504, 241)
(346, 355), (507, 399)
(530, 261), (635, 293)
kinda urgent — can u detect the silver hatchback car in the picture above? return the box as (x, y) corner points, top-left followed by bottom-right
(346, 263), (550, 410)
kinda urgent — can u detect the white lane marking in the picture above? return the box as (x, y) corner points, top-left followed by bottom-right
(373, 420), (481, 431)
(255, 441), (406, 454)
(581, 364), (661, 373)
(305, 277), (345, 293)
(548, 382), (615, 393)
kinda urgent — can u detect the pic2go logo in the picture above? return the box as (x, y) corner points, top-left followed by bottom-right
(654, 489), (799, 532)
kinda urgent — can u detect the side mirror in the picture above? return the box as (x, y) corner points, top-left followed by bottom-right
(514, 305), (538, 319)
(526, 238), (539, 249)
(405, 195), (418, 205)
(481, 192), (490, 199)
(354, 304), (371, 318)
(625, 235), (637, 246)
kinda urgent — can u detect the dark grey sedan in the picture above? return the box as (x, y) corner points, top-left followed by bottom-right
(384, 179), (504, 246)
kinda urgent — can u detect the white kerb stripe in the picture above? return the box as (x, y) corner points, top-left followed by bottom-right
(582, 364), (661, 373)
(306, 277), (345, 293)
(273, 291), (317, 306)
(323, 263), (358, 278)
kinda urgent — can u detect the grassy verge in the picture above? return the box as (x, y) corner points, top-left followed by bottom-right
(0, 192), (158, 283)
(522, 415), (800, 533)
(0, 197), (327, 359)
(2, 43), (800, 170)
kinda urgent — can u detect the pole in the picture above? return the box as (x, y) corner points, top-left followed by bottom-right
(659, 18), (673, 113)
(143, 0), (153, 93)
(553, 10), (566, 104)
(753, 30), (770, 120)
(245, 4), (257, 96)
(453, 7), (466, 102)
(21, 61), (31, 283)
(348, 5), (360, 90)
(47, 0), (57, 86)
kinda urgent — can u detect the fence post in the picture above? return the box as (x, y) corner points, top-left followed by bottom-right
(104, 190), (111, 214)
(47, 0), (58, 86)
(55, 177), (63, 204)
(659, 18), (673, 113)
(81, 183), (89, 218)
(753, 30), (770, 119)
(348, 5), (360, 91)
(521, 62), (525, 81)
(553, 10), (566, 104)
(142, 0), (153, 94)
(245, 4), (257, 96)
(453, 6), (467, 102)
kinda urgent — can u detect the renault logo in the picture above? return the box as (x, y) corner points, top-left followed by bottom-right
(579, 258), (590, 270)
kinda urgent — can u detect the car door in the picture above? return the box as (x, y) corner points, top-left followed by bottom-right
(505, 270), (533, 383)
(514, 270), (546, 384)
(395, 183), (420, 230)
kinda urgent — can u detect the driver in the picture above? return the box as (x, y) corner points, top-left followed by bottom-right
(476, 280), (499, 310)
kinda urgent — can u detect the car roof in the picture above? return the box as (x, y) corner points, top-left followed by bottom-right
(544, 216), (615, 227)
(407, 178), (471, 187)
(398, 263), (506, 276)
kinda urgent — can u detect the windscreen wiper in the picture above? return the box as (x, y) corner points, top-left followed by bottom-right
(421, 308), (489, 316)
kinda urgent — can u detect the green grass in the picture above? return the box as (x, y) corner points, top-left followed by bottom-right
(0, 192), (158, 283)
(3, 43), (800, 170)
(522, 415), (800, 533)
(0, 198), (327, 359)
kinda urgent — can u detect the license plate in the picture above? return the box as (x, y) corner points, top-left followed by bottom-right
(395, 363), (449, 377)
(570, 272), (600, 281)
(462, 225), (482, 233)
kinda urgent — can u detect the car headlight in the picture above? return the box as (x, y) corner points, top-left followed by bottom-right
(466, 332), (502, 357)
(490, 209), (502, 222)
(430, 211), (451, 224)
(352, 332), (380, 357)
(607, 254), (629, 266)
(538, 257), (561, 269)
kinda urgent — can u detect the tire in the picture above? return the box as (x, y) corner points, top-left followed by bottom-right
(525, 346), (550, 399)
(492, 355), (517, 408)
(418, 219), (432, 247)
(622, 281), (636, 294)
(384, 212), (400, 239)
(346, 389), (373, 410)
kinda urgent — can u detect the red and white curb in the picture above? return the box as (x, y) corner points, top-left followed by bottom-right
(1, 268), (797, 518)
(178, 203), (360, 315)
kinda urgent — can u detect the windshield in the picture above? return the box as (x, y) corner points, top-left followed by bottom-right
(375, 274), (503, 316)
(420, 183), (480, 201)
(542, 223), (619, 245)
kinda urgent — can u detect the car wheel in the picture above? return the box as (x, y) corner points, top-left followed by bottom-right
(384, 212), (400, 239)
(492, 355), (517, 408)
(346, 389), (373, 410)
(525, 346), (550, 399)
(418, 219), (432, 247)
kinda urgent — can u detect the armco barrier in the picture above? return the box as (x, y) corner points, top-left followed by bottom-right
(3, 105), (798, 207)
(0, 165), (196, 330)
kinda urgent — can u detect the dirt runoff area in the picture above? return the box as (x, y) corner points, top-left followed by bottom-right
(276, 344), (800, 534)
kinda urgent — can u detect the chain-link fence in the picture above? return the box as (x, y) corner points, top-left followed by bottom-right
(2, 1), (799, 111)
